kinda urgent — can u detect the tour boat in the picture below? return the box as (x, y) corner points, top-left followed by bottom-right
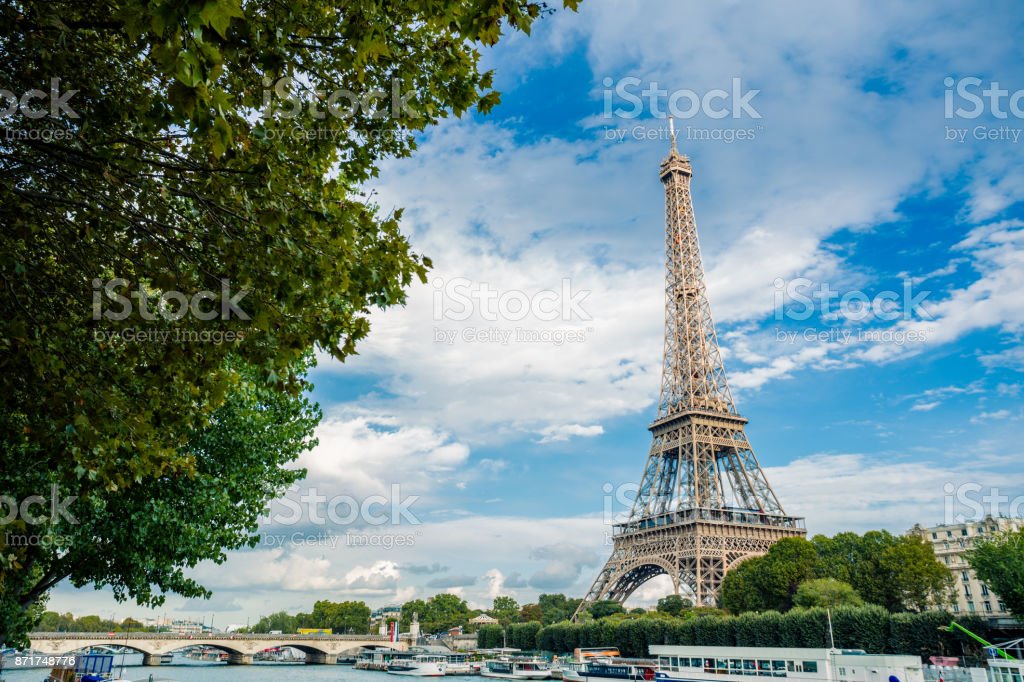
(651, 646), (925, 682)
(483, 657), (554, 680)
(986, 657), (1024, 682)
(445, 652), (478, 675)
(562, 658), (657, 682)
(386, 654), (449, 677)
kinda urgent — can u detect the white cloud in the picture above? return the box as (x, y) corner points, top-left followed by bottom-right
(537, 424), (605, 444)
(970, 409), (1013, 424)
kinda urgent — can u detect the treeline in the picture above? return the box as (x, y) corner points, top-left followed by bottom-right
(478, 607), (994, 659)
(36, 612), (155, 632)
(245, 600), (370, 634)
(721, 533), (952, 613)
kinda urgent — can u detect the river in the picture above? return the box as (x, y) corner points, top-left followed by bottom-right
(0, 654), (467, 682)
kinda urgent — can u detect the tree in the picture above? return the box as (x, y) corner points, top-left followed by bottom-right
(812, 531), (951, 613)
(310, 600), (371, 633)
(968, 528), (1024, 619)
(491, 596), (520, 626)
(37, 611), (76, 632)
(426, 593), (472, 633)
(657, 594), (692, 617)
(248, 611), (298, 634)
(793, 578), (864, 609)
(520, 603), (544, 623)
(401, 599), (430, 630)
(537, 593), (582, 624)
(0, 0), (580, 647)
(878, 536), (952, 612)
(720, 538), (818, 613)
(1, 361), (318, 646)
(588, 600), (625, 619)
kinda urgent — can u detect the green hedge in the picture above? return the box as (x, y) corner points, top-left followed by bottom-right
(526, 608), (995, 659)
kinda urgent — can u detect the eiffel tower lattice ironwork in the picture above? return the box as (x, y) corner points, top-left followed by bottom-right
(573, 128), (805, 618)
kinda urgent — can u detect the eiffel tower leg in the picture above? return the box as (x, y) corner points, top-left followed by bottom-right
(573, 555), (619, 619)
(572, 549), (679, 620)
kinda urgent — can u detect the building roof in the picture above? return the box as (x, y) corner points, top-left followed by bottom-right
(469, 614), (499, 624)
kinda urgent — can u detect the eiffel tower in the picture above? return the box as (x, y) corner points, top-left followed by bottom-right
(574, 126), (805, 617)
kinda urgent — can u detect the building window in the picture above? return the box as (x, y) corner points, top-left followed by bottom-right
(968, 602), (976, 612)
(962, 528), (969, 536)
(962, 571), (970, 581)
(952, 604), (960, 613)
(932, 532), (938, 540)
(965, 585), (972, 597)
(944, 556), (950, 565)
(985, 602), (993, 612)
(999, 602), (1007, 611)
(947, 531), (953, 538)
(981, 584), (990, 596)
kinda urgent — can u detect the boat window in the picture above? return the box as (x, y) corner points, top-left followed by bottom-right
(803, 662), (818, 674)
(787, 662), (796, 673)
(758, 660), (772, 676)
(744, 660), (757, 675)
(671, 656), (680, 669)
(773, 661), (787, 677)
(660, 657), (669, 668)
(693, 659), (704, 668)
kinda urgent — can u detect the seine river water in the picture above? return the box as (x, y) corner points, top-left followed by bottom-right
(0, 654), (451, 682)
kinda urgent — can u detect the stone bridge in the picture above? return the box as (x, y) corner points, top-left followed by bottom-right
(28, 632), (406, 665)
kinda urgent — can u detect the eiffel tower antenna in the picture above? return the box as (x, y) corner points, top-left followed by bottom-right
(573, 138), (805, 617)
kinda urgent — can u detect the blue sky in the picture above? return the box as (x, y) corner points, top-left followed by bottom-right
(52, 0), (1024, 626)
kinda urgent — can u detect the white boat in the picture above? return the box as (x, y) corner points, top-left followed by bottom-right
(387, 654), (449, 677)
(445, 652), (477, 675)
(985, 656), (1023, 682)
(652, 646), (924, 682)
(484, 657), (553, 680)
(562, 657), (657, 682)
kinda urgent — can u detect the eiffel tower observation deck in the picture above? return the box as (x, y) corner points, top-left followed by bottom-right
(574, 125), (805, 618)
